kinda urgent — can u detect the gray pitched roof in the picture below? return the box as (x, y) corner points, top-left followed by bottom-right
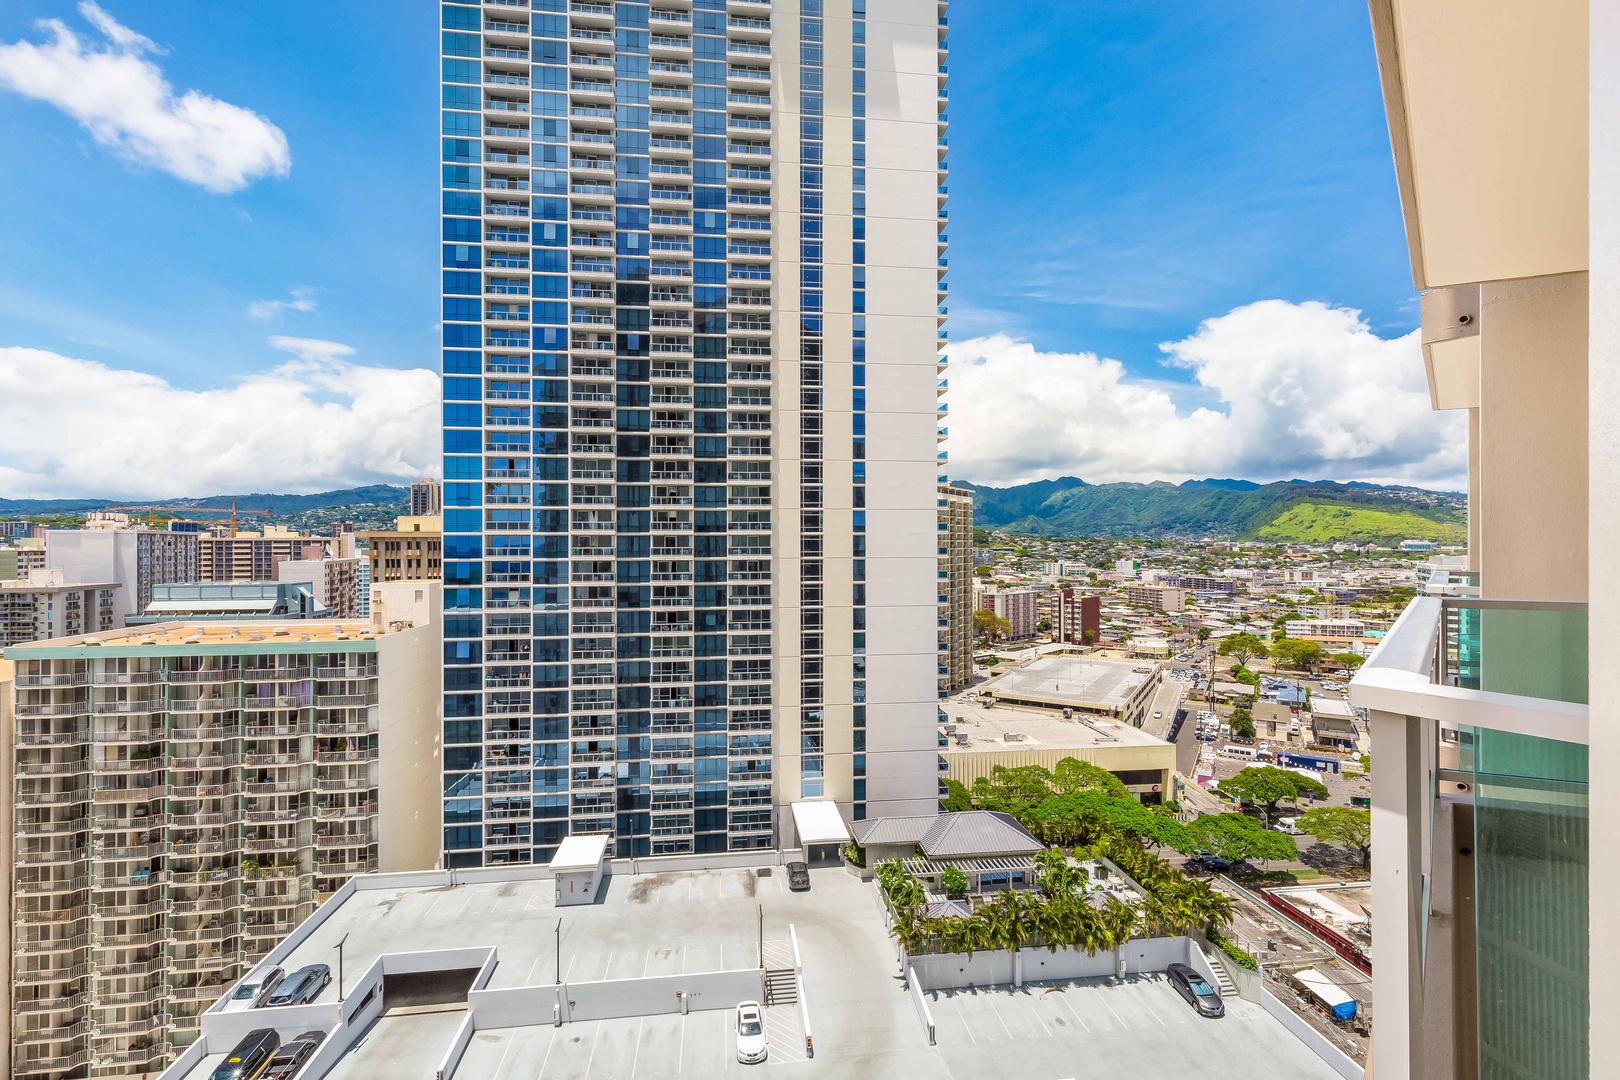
(920, 811), (1042, 859)
(851, 814), (935, 847)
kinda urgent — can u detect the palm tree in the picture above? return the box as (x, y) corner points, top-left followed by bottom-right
(1033, 847), (1080, 900)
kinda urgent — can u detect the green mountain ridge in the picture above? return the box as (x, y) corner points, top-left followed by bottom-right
(962, 477), (1465, 543)
(0, 486), (410, 516)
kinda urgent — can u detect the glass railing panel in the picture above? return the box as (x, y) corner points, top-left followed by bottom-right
(1463, 726), (1589, 1080)
(1443, 601), (1587, 704)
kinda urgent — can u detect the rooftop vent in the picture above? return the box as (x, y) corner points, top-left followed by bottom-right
(1003, 731), (1025, 742)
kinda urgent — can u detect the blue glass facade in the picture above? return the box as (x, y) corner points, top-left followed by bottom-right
(440, 0), (777, 864)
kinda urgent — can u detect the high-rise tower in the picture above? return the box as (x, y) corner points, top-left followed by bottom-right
(440, 0), (948, 864)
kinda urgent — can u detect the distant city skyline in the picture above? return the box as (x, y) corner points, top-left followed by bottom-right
(0, 2), (1461, 497)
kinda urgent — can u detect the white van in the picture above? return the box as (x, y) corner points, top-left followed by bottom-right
(1219, 744), (1258, 761)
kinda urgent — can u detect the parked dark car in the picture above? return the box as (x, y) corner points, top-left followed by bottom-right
(260, 1030), (326, 1080)
(209, 1029), (280, 1080)
(1186, 850), (1231, 873)
(264, 964), (332, 1008)
(229, 966), (284, 1011)
(786, 862), (811, 891)
(1167, 962), (1225, 1018)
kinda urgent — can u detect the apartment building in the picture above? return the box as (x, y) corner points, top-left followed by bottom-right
(4, 584), (438, 1079)
(45, 528), (201, 624)
(1054, 587), (1101, 646)
(198, 535), (328, 583)
(0, 571), (119, 647)
(410, 477), (444, 517)
(937, 485), (973, 695)
(0, 521), (31, 540)
(1283, 618), (1373, 647)
(275, 557), (365, 619)
(1348, 6), (1609, 1078)
(438, 0), (947, 862)
(355, 516), (442, 584)
(1124, 583), (1186, 613)
(1164, 572), (1236, 594)
(1, 656), (12, 1080)
(0, 542), (48, 581)
(979, 588), (1037, 640)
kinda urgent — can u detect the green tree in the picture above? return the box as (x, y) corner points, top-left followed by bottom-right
(1272, 610), (1305, 629)
(1216, 765), (1330, 818)
(973, 608), (1012, 644)
(1271, 638), (1327, 672)
(1036, 618), (1052, 633)
(940, 777), (973, 812)
(941, 865), (969, 897)
(1185, 812), (1298, 866)
(1217, 633), (1267, 669)
(1229, 707), (1256, 739)
(1296, 806), (1372, 868)
(1029, 792), (1191, 852)
(974, 565), (993, 577)
(1331, 652), (1365, 671)
(969, 764), (1057, 815)
(1196, 627), (1212, 643)
(1051, 757), (1130, 798)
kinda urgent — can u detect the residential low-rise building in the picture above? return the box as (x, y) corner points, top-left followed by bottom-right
(940, 702), (1175, 804)
(5, 583), (439, 1078)
(1125, 583), (1187, 612)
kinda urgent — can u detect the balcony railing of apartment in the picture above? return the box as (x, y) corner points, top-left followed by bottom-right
(1350, 593), (1588, 1080)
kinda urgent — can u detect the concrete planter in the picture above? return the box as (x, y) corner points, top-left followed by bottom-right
(843, 860), (874, 881)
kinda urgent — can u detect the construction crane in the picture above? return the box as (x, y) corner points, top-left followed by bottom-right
(106, 501), (272, 537)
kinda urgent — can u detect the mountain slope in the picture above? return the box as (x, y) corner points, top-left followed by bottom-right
(963, 478), (1464, 541)
(0, 486), (409, 516)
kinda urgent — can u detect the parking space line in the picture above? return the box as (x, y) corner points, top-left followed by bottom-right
(537, 1024), (559, 1078)
(1098, 988), (1129, 1028)
(1054, 989), (1091, 1033)
(1024, 996), (1052, 1037)
(585, 1022), (602, 1077)
(1132, 980), (1170, 1026)
(491, 1031), (517, 1080)
(985, 997), (1015, 1040)
(677, 1012), (685, 1072)
(630, 1017), (645, 1076)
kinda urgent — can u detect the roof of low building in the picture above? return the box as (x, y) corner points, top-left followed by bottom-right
(921, 811), (1042, 859)
(851, 815), (935, 847)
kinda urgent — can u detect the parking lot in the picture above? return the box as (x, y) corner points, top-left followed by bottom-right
(924, 974), (1341, 1080)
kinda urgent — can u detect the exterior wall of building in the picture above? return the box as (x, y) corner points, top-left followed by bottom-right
(374, 586), (443, 875)
(937, 486), (973, 694)
(199, 538), (327, 583)
(275, 558), (364, 620)
(410, 478), (444, 517)
(942, 743), (1175, 801)
(4, 618), (437, 1078)
(437, 0), (946, 862)
(0, 657), (12, 1080)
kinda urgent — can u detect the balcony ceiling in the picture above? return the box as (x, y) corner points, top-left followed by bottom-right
(1370, 0), (1588, 289)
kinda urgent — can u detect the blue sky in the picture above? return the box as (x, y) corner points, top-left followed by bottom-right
(0, 2), (1461, 498)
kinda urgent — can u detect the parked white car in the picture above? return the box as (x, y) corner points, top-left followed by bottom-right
(736, 1001), (768, 1064)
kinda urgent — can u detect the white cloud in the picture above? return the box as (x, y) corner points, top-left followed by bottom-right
(0, 345), (437, 500)
(0, 3), (290, 193)
(945, 299), (1466, 489)
(248, 287), (318, 320)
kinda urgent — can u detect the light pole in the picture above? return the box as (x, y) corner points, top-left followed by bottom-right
(334, 933), (348, 1001)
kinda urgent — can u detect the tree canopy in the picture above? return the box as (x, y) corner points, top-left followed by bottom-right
(1025, 792), (1191, 853)
(1270, 638), (1327, 672)
(1217, 633), (1267, 668)
(973, 609), (1011, 642)
(1229, 707), (1255, 739)
(1331, 652), (1366, 671)
(1185, 812), (1298, 866)
(1216, 765), (1330, 816)
(1296, 806), (1372, 867)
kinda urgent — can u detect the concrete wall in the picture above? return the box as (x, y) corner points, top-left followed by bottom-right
(1478, 272), (1589, 600)
(1259, 986), (1365, 1080)
(375, 590), (442, 874)
(468, 968), (763, 1028)
(941, 742), (1176, 791)
(1592, 12), (1620, 1079)
(910, 935), (1199, 991)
